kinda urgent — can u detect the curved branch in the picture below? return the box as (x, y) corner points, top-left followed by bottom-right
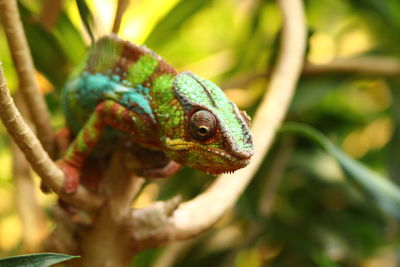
(166, 0), (306, 239)
(129, 0), (307, 245)
(0, 0), (55, 156)
(12, 92), (47, 252)
(0, 61), (103, 211)
(303, 57), (400, 76)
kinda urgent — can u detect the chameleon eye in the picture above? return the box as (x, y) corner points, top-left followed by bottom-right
(189, 110), (216, 141)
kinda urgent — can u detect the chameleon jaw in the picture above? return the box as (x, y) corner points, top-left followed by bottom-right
(165, 138), (251, 162)
(165, 138), (251, 175)
(165, 138), (195, 151)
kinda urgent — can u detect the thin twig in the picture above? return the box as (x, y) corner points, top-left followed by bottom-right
(259, 137), (294, 216)
(39, 0), (65, 29)
(303, 57), (400, 76)
(12, 92), (48, 252)
(129, 0), (307, 246)
(224, 57), (400, 88)
(112, 0), (130, 34)
(0, 0), (55, 157)
(0, 61), (103, 211)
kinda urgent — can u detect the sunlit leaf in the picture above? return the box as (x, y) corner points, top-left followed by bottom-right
(144, 0), (213, 47)
(18, 3), (70, 88)
(53, 12), (87, 65)
(75, 0), (95, 42)
(0, 253), (78, 267)
(348, 0), (400, 31)
(347, 0), (400, 53)
(281, 122), (400, 219)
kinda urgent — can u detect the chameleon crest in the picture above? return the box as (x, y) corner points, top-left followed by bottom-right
(59, 34), (254, 193)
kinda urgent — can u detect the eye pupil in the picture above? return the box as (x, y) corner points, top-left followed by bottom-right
(199, 127), (208, 135)
(189, 110), (216, 141)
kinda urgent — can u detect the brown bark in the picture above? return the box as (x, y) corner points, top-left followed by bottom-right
(1, 0), (306, 264)
(0, 0), (55, 157)
(303, 57), (400, 76)
(0, 61), (103, 211)
(11, 92), (48, 252)
(39, 0), (65, 29)
(79, 150), (144, 266)
(225, 57), (400, 88)
(125, 0), (307, 245)
(112, 0), (130, 34)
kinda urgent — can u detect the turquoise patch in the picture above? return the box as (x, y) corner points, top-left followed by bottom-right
(67, 72), (155, 122)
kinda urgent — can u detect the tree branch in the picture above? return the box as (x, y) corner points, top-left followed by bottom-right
(112, 0), (130, 34)
(39, 0), (65, 29)
(0, 61), (103, 211)
(225, 57), (400, 88)
(165, 0), (306, 239)
(80, 150), (145, 266)
(0, 0), (55, 157)
(303, 57), (400, 76)
(259, 137), (294, 216)
(11, 92), (48, 252)
(128, 0), (307, 247)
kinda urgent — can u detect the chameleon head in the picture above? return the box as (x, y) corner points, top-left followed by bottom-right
(164, 71), (254, 175)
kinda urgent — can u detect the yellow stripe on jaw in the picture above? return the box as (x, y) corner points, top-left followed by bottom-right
(165, 138), (195, 150)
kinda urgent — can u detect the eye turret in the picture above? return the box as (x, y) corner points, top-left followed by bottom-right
(189, 110), (216, 141)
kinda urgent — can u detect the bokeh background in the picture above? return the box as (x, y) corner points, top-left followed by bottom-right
(1, 0), (400, 266)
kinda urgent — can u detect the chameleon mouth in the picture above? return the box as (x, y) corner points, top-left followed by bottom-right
(165, 138), (196, 150)
(165, 138), (251, 173)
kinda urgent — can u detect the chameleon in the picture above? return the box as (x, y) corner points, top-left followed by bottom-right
(58, 34), (254, 194)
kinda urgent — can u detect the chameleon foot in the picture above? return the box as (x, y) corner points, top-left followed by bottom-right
(57, 159), (81, 194)
(139, 160), (181, 178)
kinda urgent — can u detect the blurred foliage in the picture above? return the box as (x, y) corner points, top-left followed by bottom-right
(0, 253), (78, 266)
(1, 0), (400, 266)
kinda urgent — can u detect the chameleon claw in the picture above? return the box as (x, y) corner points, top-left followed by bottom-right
(56, 159), (81, 194)
(139, 160), (181, 178)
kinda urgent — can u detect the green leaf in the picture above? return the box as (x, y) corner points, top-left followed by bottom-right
(312, 250), (341, 267)
(18, 3), (70, 88)
(387, 79), (400, 184)
(75, 0), (95, 42)
(280, 122), (400, 219)
(0, 253), (78, 267)
(347, 0), (400, 54)
(144, 0), (213, 47)
(53, 12), (88, 65)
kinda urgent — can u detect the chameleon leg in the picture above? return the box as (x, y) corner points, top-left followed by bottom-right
(139, 160), (181, 178)
(40, 127), (73, 194)
(58, 100), (146, 194)
(55, 127), (72, 155)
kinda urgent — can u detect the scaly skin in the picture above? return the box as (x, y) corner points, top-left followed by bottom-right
(59, 34), (254, 194)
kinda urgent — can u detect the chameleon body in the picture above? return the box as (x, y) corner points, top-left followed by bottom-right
(59, 34), (254, 194)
